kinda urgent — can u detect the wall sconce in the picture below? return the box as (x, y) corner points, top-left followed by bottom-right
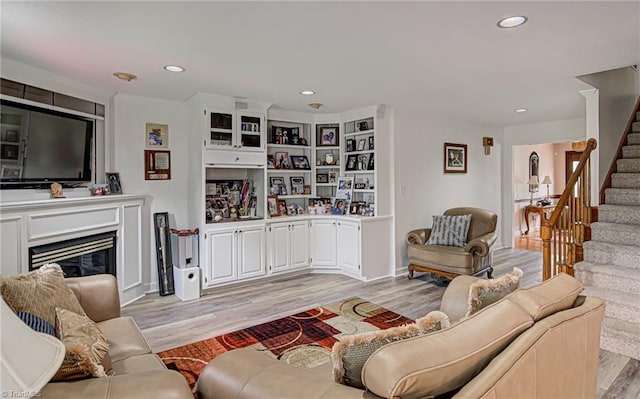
(482, 137), (494, 155)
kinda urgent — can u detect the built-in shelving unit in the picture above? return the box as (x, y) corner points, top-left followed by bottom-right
(343, 116), (376, 214)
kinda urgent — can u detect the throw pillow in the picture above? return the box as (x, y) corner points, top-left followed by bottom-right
(466, 267), (524, 317)
(0, 263), (87, 326)
(52, 307), (109, 381)
(332, 310), (450, 389)
(16, 311), (56, 337)
(426, 214), (472, 247)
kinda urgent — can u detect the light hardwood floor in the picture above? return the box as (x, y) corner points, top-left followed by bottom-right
(122, 248), (639, 399)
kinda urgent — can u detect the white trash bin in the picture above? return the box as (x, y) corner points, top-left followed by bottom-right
(173, 266), (200, 301)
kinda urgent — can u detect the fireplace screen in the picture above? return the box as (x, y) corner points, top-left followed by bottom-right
(29, 231), (117, 277)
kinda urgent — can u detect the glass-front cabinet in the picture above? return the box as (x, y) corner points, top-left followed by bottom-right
(206, 108), (265, 151)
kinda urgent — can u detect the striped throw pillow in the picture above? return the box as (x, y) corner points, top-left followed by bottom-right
(426, 214), (472, 247)
(17, 311), (56, 336)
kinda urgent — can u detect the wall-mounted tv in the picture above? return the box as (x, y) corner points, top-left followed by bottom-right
(0, 99), (93, 189)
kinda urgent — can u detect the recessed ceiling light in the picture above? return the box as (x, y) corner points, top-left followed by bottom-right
(164, 65), (185, 72)
(497, 16), (528, 28)
(113, 72), (137, 82)
(515, 108), (528, 113)
(300, 90), (316, 96)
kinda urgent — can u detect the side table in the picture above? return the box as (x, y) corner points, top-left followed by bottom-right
(523, 204), (555, 235)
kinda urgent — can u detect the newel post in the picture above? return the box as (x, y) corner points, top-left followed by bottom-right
(541, 223), (552, 280)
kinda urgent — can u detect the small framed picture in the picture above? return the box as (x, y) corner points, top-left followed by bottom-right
(290, 155), (311, 169)
(145, 123), (168, 149)
(267, 195), (280, 217)
(303, 185), (312, 195)
(368, 136), (375, 150)
(290, 176), (304, 194)
(358, 121), (369, 131)
(278, 183), (288, 196)
(269, 176), (284, 194)
(444, 142), (467, 174)
(267, 154), (275, 169)
(318, 126), (339, 147)
(354, 182), (367, 190)
(278, 199), (288, 215)
(367, 153), (375, 170)
(1, 144), (19, 160)
(350, 202), (363, 215)
(329, 171), (337, 183)
(357, 139), (366, 151)
(346, 139), (355, 153)
(106, 172), (123, 194)
(331, 198), (348, 215)
(345, 154), (358, 171)
(275, 152), (290, 169)
(317, 174), (329, 183)
(324, 153), (335, 165)
(1, 165), (22, 179)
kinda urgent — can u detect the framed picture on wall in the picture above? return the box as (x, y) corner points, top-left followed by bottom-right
(443, 143), (467, 174)
(145, 123), (169, 149)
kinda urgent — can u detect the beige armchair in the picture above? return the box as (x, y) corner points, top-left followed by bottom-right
(407, 207), (498, 283)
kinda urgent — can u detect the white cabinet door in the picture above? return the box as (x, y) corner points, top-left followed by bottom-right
(206, 108), (235, 150)
(236, 111), (265, 152)
(206, 227), (237, 286)
(290, 221), (309, 269)
(310, 220), (337, 267)
(0, 216), (23, 275)
(270, 223), (290, 272)
(337, 221), (361, 274)
(238, 226), (265, 279)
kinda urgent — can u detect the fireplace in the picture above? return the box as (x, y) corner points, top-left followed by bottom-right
(29, 231), (117, 277)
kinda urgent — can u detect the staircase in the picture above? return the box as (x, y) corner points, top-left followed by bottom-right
(574, 109), (640, 361)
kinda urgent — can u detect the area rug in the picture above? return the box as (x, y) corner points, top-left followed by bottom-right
(158, 297), (412, 389)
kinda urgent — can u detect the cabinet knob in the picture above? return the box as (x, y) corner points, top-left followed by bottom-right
(235, 157), (240, 161)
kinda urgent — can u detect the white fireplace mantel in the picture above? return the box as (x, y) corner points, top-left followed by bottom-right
(0, 194), (149, 305)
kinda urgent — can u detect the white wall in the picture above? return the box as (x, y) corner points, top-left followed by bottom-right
(578, 66), (639, 188)
(112, 94), (190, 292)
(502, 118), (586, 246)
(393, 108), (501, 273)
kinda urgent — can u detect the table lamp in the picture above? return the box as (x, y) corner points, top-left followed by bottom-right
(1, 298), (65, 397)
(541, 175), (552, 199)
(528, 175), (539, 204)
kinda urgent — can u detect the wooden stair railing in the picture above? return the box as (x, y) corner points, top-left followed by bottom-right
(541, 138), (597, 280)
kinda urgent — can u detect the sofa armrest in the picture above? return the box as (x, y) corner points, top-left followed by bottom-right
(439, 275), (480, 323)
(407, 228), (431, 245)
(65, 274), (120, 323)
(196, 348), (373, 399)
(41, 370), (193, 399)
(465, 232), (497, 257)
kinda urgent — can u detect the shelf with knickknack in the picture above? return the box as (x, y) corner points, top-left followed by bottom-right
(204, 167), (264, 224)
(343, 116), (376, 216)
(315, 124), (340, 199)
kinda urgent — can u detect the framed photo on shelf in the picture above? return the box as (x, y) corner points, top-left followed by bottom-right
(336, 176), (354, 201)
(358, 139), (366, 151)
(346, 139), (355, 153)
(331, 198), (348, 215)
(4, 130), (19, 142)
(368, 136), (375, 150)
(145, 123), (168, 149)
(316, 174), (329, 184)
(1, 165), (22, 179)
(345, 154), (358, 171)
(278, 184), (288, 196)
(354, 182), (367, 190)
(290, 176), (304, 194)
(290, 155), (311, 169)
(274, 152), (290, 169)
(1, 144), (19, 160)
(349, 202), (363, 215)
(278, 199), (288, 215)
(106, 172), (123, 194)
(318, 126), (339, 147)
(267, 154), (275, 169)
(269, 176), (284, 194)
(303, 185), (312, 195)
(267, 195), (280, 217)
(367, 153), (375, 170)
(358, 121), (369, 131)
(329, 171), (337, 183)
(444, 142), (467, 174)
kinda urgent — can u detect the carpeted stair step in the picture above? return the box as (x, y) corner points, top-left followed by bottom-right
(633, 121), (640, 133)
(591, 222), (640, 246)
(611, 172), (640, 188)
(582, 286), (640, 324)
(583, 241), (640, 269)
(598, 204), (640, 225)
(616, 158), (640, 173)
(628, 133), (640, 145)
(604, 188), (640, 205)
(621, 145), (640, 158)
(573, 262), (640, 294)
(600, 317), (640, 360)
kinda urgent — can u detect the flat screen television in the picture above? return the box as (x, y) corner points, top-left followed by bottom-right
(0, 99), (93, 189)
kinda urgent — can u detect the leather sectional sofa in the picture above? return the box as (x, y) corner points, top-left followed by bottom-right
(196, 273), (605, 399)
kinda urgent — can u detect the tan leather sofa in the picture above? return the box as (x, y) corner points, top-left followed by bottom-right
(196, 273), (604, 399)
(35, 275), (193, 399)
(407, 207), (498, 283)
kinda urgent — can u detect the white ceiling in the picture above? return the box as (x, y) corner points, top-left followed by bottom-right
(1, 1), (638, 127)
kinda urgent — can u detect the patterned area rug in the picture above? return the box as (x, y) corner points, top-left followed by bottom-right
(158, 297), (412, 389)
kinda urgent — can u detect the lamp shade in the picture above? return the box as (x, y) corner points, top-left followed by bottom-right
(1, 298), (65, 397)
(527, 175), (539, 185)
(541, 175), (552, 185)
